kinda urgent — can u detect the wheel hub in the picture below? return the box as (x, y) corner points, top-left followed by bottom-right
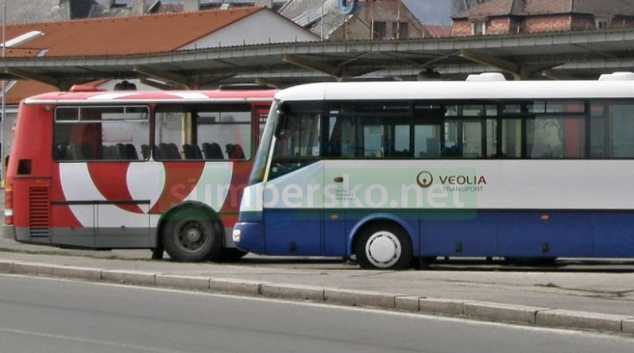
(366, 231), (401, 267)
(185, 228), (201, 243)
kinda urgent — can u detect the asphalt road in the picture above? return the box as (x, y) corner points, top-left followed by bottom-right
(1, 274), (633, 353)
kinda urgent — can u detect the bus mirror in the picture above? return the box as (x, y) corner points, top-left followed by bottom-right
(274, 104), (289, 139)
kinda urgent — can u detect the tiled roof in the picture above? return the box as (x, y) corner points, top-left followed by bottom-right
(453, 0), (634, 19)
(422, 24), (451, 38)
(5, 7), (264, 57)
(2, 6), (267, 104)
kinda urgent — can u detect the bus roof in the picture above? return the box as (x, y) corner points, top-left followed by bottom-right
(274, 79), (634, 102)
(23, 88), (277, 104)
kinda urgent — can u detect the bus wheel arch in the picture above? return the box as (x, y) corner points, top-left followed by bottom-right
(351, 219), (413, 270)
(158, 202), (223, 262)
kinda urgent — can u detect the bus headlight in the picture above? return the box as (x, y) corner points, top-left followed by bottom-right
(232, 229), (241, 242)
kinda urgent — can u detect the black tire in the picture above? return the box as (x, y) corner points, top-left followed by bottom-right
(151, 247), (164, 260)
(217, 247), (248, 262)
(414, 256), (437, 269)
(354, 223), (413, 270)
(161, 207), (222, 262)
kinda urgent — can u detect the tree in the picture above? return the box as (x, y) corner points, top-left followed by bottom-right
(452, 0), (492, 14)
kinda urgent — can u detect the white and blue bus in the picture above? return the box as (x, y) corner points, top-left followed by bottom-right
(233, 72), (634, 269)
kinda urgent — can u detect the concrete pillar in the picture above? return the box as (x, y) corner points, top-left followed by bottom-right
(183, 0), (201, 12)
(131, 0), (145, 15)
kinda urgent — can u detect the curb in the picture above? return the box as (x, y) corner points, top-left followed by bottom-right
(1, 260), (633, 334)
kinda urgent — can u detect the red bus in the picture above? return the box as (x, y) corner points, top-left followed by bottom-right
(3, 84), (276, 262)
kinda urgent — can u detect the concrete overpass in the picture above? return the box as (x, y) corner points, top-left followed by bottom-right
(2, 28), (634, 90)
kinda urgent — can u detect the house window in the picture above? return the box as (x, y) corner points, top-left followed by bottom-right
(473, 21), (485, 35)
(391, 22), (408, 39)
(374, 21), (387, 39)
(596, 18), (610, 29)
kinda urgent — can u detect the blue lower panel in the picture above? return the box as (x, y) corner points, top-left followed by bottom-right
(594, 213), (634, 257)
(263, 209), (323, 255)
(498, 211), (594, 257)
(241, 209), (634, 259)
(421, 211), (496, 256)
(234, 221), (266, 254)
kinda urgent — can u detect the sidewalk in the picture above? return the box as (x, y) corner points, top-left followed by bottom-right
(1, 249), (633, 335)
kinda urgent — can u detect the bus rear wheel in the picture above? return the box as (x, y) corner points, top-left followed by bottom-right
(162, 208), (222, 262)
(355, 223), (412, 270)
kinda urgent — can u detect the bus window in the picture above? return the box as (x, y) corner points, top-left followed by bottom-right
(526, 116), (586, 159)
(54, 106), (149, 161)
(442, 119), (484, 158)
(155, 104), (252, 161)
(274, 113), (320, 158)
(269, 113), (320, 180)
(606, 103), (634, 158)
(414, 125), (441, 158)
(501, 118), (522, 158)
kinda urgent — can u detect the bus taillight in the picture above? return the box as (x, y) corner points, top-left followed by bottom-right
(4, 183), (13, 225)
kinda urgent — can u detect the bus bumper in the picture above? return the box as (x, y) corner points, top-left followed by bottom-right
(233, 221), (265, 253)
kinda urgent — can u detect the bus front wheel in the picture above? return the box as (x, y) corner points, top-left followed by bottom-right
(354, 223), (412, 270)
(162, 208), (222, 262)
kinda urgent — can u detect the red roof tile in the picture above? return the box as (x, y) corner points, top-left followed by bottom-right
(422, 24), (451, 38)
(6, 7), (265, 57)
(2, 7), (271, 104)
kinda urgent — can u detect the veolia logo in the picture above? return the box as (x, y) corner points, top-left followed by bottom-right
(416, 171), (434, 188)
(416, 170), (487, 189)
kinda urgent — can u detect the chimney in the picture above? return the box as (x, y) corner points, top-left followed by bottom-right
(255, 0), (274, 9)
(184, 0), (201, 12)
(131, 0), (145, 15)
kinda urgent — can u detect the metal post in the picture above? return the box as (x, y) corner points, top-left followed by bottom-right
(321, 0), (324, 41)
(1, 0), (6, 185)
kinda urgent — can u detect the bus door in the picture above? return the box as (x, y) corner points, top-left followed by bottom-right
(322, 113), (366, 256)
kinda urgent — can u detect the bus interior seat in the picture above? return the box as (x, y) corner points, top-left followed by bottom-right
(125, 144), (138, 160)
(182, 144), (196, 159)
(226, 143), (245, 159)
(441, 148), (462, 158)
(193, 144), (204, 159)
(102, 145), (118, 160)
(168, 143), (181, 159)
(158, 143), (181, 160)
(69, 144), (93, 160)
(55, 144), (69, 160)
(158, 143), (170, 159)
(115, 143), (126, 159)
(203, 142), (224, 159)
(182, 144), (203, 159)
(152, 145), (162, 159)
(141, 144), (150, 160)
(388, 149), (411, 158)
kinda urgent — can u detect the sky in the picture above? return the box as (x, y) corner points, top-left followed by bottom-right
(95, 0), (454, 25)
